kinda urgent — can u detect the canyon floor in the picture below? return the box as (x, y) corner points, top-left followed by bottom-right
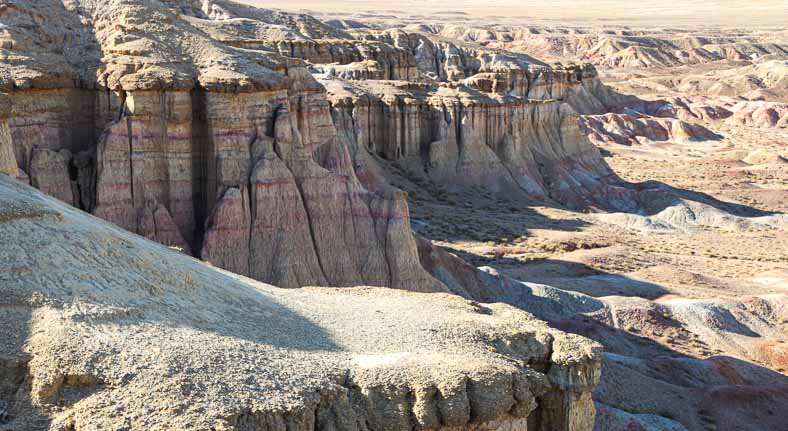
(403, 115), (788, 429)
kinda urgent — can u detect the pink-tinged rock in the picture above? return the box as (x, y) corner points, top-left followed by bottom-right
(593, 402), (685, 431)
(372, 192), (448, 292)
(138, 203), (192, 254)
(324, 78), (631, 210)
(578, 112), (719, 146)
(201, 99), (445, 292)
(29, 148), (76, 205)
(728, 101), (788, 128)
(93, 91), (195, 246)
(247, 153), (328, 288)
(200, 187), (251, 276)
(93, 117), (141, 233)
(290, 155), (387, 287)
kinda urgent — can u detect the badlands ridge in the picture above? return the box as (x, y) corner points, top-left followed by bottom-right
(0, 1), (786, 430)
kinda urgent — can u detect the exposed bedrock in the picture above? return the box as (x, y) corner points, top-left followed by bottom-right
(578, 113), (722, 146)
(0, 0), (442, 292)
(0, 176), (605, 431)
(0, 0), (678, 293)
(196, 21), (419, 80)
(1, 82), (441, 291)
(0, 0), (639, 292)
(0, 2), (637, 430)
(0, 94), (20, 178)
(323, 78), (635, 211)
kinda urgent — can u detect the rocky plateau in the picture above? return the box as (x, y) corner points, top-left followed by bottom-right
(0, 1), (786, 430)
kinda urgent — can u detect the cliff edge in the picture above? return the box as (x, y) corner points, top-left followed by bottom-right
(0, 175), (601, 431)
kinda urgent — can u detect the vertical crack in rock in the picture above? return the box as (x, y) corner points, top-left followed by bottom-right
(379, 198), (395, 286)
(398, 96), (407, 158)
(190, 86), (210, 256)
(454, 101), (464, 173)
(157, 91), (172, 223)
(125, 116), (135, 207)
(292, 176), (330, 285)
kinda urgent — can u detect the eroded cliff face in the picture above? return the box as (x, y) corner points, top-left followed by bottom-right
(323, 76), (629, 211)
(0, 0), (632, 292)
(0, 1), (620, 429)
(0, 0), (444, 291)
(0, 94), (20, 179)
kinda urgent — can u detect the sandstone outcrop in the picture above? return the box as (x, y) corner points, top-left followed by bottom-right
(0, 175), (602, 431)
(578, 113), (721, 146)
(726, 100), (788, 128)
(0, 0), (449, 291)
(321, 74), (631, 211)
(599, 94), (788, 133)
(0, 0), (635, 285)
(2, 2), (785, 431)
(414, 25), (788, 70)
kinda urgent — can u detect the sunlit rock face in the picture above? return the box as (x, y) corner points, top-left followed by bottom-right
(0, 175), (603, 431)
(0, 0), (633, 290)
(0, 0), (445, 292)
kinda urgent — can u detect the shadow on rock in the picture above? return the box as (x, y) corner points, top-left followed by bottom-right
(551, 315), (788, 431)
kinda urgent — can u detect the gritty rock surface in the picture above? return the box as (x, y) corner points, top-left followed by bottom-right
(0, 176), (601, 430)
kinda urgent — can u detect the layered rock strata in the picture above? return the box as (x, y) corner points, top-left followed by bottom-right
(404, 24), (788, 70)
(623, 95), (788, 129)
(323, 78), (629, 211)
(0, 0), (634, 287)
(0, 0), (444, 291)
(578, 113), (721, 146)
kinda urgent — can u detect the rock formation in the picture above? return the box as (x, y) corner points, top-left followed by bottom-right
(0, 0), (636, 287)
(2, 2), (786, 430)
(0, 0), (453, 290)
(412, 222), (788, 431)
(407, 25), (788, 71)
(0, 97), (17, 178)
(0, 175), (603, 431)
(323, 78), (616, 208)
(578, 113), (721, 146)
(578, 93), (787, 150)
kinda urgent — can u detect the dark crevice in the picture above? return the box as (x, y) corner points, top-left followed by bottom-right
(158, 91), (172, 218)
(66, 159), (86, 211)
(117, 90), (127, 122)
(432, 388), (444, 427)
(125, 117), (134, 208)
(464, 378), (476, 421)
(366, 101), (373, 150)
(190, 85), (210, 257)
(246, 127), (259, 278)
(528, 396), (544, 431)
(405, 388), (417, 429)
(398, 96), (406, 158)
(454, 101), (464, 173)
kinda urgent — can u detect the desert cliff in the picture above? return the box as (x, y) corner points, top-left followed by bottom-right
(1, 1), (786, 430)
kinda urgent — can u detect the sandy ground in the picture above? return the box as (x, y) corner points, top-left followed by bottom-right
(244, 0), (788, 26)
